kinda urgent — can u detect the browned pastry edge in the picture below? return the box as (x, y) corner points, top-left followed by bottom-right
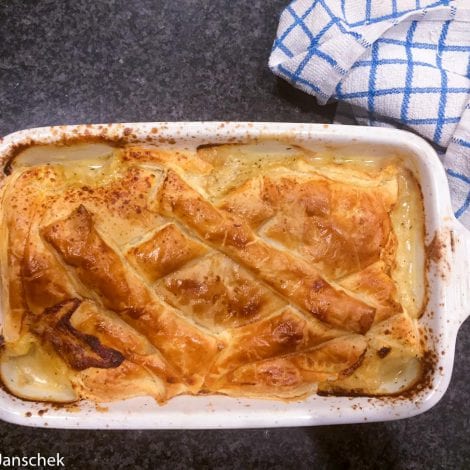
(32, 298), (125, 370)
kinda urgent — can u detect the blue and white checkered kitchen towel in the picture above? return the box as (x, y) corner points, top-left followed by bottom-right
(269, 0), (470, 228)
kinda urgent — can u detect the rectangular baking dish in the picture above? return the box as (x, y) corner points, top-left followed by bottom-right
(0, 122), (468, 429)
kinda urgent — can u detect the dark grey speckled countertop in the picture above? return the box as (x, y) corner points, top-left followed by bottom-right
(0, 1), (469, 469)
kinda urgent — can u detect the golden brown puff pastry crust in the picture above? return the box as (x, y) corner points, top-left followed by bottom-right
(0, 142), (425, 403)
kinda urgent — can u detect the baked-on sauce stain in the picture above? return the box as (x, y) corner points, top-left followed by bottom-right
(377, 347), (392, 359)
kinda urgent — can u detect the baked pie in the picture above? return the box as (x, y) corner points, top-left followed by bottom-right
(0, 141), (426, 403)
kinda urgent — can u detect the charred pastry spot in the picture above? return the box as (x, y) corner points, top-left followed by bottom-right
(33, 299), (124, 371)
(377, 346), (392, 359)
(0, 334), (4, 349)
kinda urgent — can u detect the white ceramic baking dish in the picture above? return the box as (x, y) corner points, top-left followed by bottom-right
(0, 122), (468, 429)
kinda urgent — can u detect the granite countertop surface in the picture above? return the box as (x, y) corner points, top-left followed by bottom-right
(0, 1), (469, 469)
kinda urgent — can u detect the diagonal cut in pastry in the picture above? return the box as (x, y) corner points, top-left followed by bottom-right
(158, 170), (376, 334)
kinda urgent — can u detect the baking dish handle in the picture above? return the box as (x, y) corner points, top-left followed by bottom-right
(451, 221), (470, 326)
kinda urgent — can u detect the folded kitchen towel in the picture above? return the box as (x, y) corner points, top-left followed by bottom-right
(269, 0), (470, 228)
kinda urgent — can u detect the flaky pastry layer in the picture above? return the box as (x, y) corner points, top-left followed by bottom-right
(0, 142), (425, 403)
